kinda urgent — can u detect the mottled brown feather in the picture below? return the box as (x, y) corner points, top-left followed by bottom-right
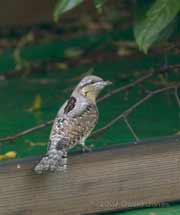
(64, 97), (76, 114)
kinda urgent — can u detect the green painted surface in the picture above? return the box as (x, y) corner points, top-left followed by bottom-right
(111, 204), (180, 215)
(0, 30), (132, 73)
(0, 32), (179, 214)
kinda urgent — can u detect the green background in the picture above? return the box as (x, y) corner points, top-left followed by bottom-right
(0, 30), (179, 214)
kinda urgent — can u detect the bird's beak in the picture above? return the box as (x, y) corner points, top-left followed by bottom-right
(103, 80), (112, 86)
(95, 80), (112, 89)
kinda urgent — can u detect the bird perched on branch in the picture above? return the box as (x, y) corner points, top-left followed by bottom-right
(34, 75), (111, 173)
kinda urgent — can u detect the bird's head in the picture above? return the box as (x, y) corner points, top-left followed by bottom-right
(73, 75), (112, 102)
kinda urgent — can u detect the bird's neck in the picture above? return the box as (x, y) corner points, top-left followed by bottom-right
(72, 91), (97, 104)
(85, 91), (97, 103)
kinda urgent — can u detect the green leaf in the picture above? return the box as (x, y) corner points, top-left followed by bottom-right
(134, 0), (180, 53)
(54, 0), (84, 22)
(94, 0), (107, 11)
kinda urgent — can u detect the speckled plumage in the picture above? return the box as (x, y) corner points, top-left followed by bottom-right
(34, 75), (111, 173)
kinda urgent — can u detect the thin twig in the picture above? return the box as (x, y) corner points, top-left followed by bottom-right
(97, 64), (180, 103)
(0, 69), (153, 142)
(97, 71), (153, 103)
(175, 87), (180, 108)
(0, 120), (53, 143)
(91, 84), (180, 138)
(0, 63), (180, 143)
(0, 84), (178, 143)
(123, 116), (140, 142)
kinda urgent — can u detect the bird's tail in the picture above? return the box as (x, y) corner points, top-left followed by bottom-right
(34, 150), (67, 174)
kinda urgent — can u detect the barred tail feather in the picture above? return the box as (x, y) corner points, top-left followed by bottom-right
(34, 150), (67, 174)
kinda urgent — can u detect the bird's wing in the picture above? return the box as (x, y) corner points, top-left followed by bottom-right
(54, 96), (81, 118)
(34, 97), (97, 173)
(49, 99), (69, 137)
(50, 96), (97, 140)
(34, 100), (70, 173)
(62, 96), (95, 118)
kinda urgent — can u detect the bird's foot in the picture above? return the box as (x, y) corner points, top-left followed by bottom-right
(56, 164), (67, 172)
(81, 144), (92, 153)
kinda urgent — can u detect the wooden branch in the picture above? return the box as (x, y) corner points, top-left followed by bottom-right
(97, 64), (180, 103)
(91, 84), (180, 138)
(0, 136), (180, 215)
(175, 87), (180, 108)
(123, 116), (140, 142)
(0, 120), (53, 142)
(0, 64), (179, 143)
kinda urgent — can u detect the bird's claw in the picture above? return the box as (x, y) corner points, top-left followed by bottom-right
(81, 145), (92, 153)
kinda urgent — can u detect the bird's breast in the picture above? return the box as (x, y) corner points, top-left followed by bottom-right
(51, 104), (98, 148)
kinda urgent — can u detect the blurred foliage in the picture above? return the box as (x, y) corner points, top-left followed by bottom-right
(134, 0), (180, 53)
(0, 1), (179, 214)
(54, 0), (83, 22)
(94, 0), (107, 12)
(27, 94), (43, 112)
(0, 151), (16, 160)
(54, 0), (180, 53)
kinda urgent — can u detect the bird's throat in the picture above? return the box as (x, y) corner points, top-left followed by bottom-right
(85, 91), (97, 103)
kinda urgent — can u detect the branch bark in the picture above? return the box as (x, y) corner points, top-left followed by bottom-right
(0, 64), (180, 143)
(97, 64), (180, 103)
(91, 84), (180, 138)
(123, 116), (140, 142)
(175, 87), (180, 108)
(0, 120), (53, 143)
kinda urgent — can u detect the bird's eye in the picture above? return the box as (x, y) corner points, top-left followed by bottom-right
(81, 80), (100, 88)
(90, 80), (97, 84)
